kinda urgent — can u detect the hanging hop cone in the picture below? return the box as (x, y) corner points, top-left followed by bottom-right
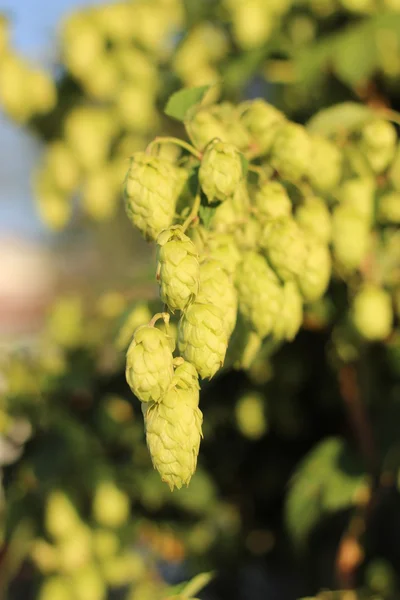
(239, 99), (285, 156)
(338, 177), (375, 223)
(235, 251), (283, 339)
(156, 226), (200, 312)
(270, 122), (311, 182)
(199, 139), (244, 203)
(197, 259), (238, 337)
(307, 134), (342, 193)
(178, 303), (228, 379)
(125, 323), (174, 402)
(273, 280), (303, 341)
(255, 180), (292, 221)
(298, 238), (332, 303)
(204, 232), (242, 275)
(124, 152), (183, 240)
(210, 182), (250, 232)
(332, 205), (371, 272)
(143, 360), (203, 490)
(295, 196), (332, 244)
(359, 119), (397, 174)
(261, 217), (307, 282)
(378, 191), (400, 224)
(352, 285), (393, 341)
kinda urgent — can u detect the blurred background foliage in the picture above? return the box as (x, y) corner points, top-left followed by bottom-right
(1, 0), (400, 599)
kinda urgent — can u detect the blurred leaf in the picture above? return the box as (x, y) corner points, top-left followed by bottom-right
(165, 86), (212, 122)
(239, 153), (248, 177)
(199, 204), (218, 229)
(331, 24), (378, 88)
(164, 571), (214, 598)
(285, 437), (367, 549)
(306, 102), (375, 135)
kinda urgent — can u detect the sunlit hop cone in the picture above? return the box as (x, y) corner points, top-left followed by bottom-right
(144, 361), (202, 490)
(197, 259), (238, 337)
(125, 322), (174, 402)
(178, 303), (228, 379)
(235, 251), (283, 339)
(92, 481), (130, 528)
(332, 204), (370, 272)
(299, 238), (332, 302)
(124, 152), (183, 240)
(45, 490), (81, 540)
(270, 122), (311, 182)
(377, 191), (400, 224)
(359, 119), (397, 174)
(261, 217), (307, 282)
(255, 180), (292, 221)
(204, 232), (242, 275)
(307, 134), (342, 192)
(156, 226), (200, 312)
(296, 196), (332, 244)
(199, 139), (244, 203)
(239, 99), (285, 155)
(273, 280), (303, 341)
(352, 285), (393, 341)
(338, 176), (375, 223)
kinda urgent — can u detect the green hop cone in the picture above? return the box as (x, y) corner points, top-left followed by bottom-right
(45, 490), (80, 540)
(124, 152), (182, 240)
(299, 238), (332, 302)
(199, 139), (244, 203)
(338, 177), (375, 223)
(156, 226), (200, 312)
(125, 324), (174, 402)
(235, 251), (283, 338)
(378, 191), (400, 224)
(273, 280), (303, 341)
(332, 205), (371, 272)
(270, 122), (311, 182)
(92, 481), (130, 528)
(234, 218), (262, 251)
(197, 259), (238, 337)
(178, 303), (228, 379)
(359, 119), (397, 174)
(210, 182), (249, 232)
(261, 217), (307, 281)
(185, 105), (230, 152)
(296, 196), (332, 244)
(235, 392), (267, 440)
(255, 180), (292, 221)
(114, 302), (152, 351)
(307, 134), (342, 192)
(352, 285), (393, 341)
(205, 232), (242, 275)
(144, 361), (203, 490)
(239, 99), (285, 156)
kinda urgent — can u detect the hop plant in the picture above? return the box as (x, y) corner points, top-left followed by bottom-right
(338, 177), (375, 223)
(352, 285), (393, 341)
(204, 232), (242, 275)
(270, 122), (311, 182)
(235, 251), (283, 338)
(199, 139), (244, 203)
(378, 191), (400, 224)
(261, 217), (307, 281)
(156, 226), (200, 312)
(359, 119), (397, 174)
(332, 205), (371, 272)
(296, 196), (332, 243)
(144, 360), (203, 490)
(273, 280), (303, 341)
(125, 322), (174, 402)
(197, 259), (238, 337)
(124, 152), (183, 240)
(239, 99), (285, 155)
(210, 182), (249, 232)
(299, 238), (332, 302)
(255, 180), (292, 220)
(307, 134), (343, 192)
(178, 303), (228, 379)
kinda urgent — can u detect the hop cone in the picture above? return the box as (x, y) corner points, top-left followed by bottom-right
(307, 135), (342, 192)
(261, 217), (307, 281)
(360, 119), (397, 174)
(240, 99), (285, 155)
(205, 232), (241, 275)
(338, 177), (375, 223)
(125, 325), (174, 402)
(273, 281), (303, 341)
(156, 226), (200, 312)
(332, 205), (370, 272)
(235, 251), (283, 338)
(185, 105), (229, 152)
(299, 239), (331, 302)
(124, 152), (182, 240)
(255, 181), (292, 221)
(143, 360), (202, 491)
(210, 182), (249, 232)
(197, 259), (238, 337)
(199, 139), (244, 203)
(296, 196), (332, 244)
(352, 285), (393, 341)
(270, 122), (311, 182)
(178, 303), (228, 379)
(378, 191), (400, 224)
(234, 218), (262, 251)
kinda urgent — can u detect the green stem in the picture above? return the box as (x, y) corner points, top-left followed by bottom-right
(147, 136), (201, 160)
(148, 312), (170, 328)
(248, 164), (264, 176)
(182, 190), (201, 232)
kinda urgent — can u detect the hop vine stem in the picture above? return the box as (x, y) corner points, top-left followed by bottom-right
(182, 189), (201, 232)
(146, 136), (202, 160)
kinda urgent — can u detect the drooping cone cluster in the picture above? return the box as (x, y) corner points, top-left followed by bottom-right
(122, 95), (399, 489)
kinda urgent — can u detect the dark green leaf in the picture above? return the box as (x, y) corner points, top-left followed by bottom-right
(199, 203), (218, 229)
(164, 86), (212, 122)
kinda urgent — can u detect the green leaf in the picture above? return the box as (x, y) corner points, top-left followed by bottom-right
(306, 102), (376, 135)
(285, 437), (367, 550)
(239, 153), (249, 178)
(199, 204), (218, 229)
(164, 86), (212, 122)
(164, 572), (214, 599)
(331, 22), (378, 88)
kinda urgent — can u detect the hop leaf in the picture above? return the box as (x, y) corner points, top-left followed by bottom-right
(124, 152), (183, 240)
(299, 239), (332, 303)
(352, 285), (393, 341)
(239, 99), (285, 155)
(270, 122), (311, 182)
(197, 259), (238, 337)
(235, 251), (283, 339)
(273, 280), (303, 341)
(125, 325), (174, 402)
(307, 134), (342, 192)
(144, 361), (203, 490)
(178, 303), (228, 379)
(156, 226), (200, 312)
(360, 119), (397, 174)
(261, 217), (307, 282)
(255, 181), (292, 221)
(296, 196), (331, 244)
(199, 140), (244, 203)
